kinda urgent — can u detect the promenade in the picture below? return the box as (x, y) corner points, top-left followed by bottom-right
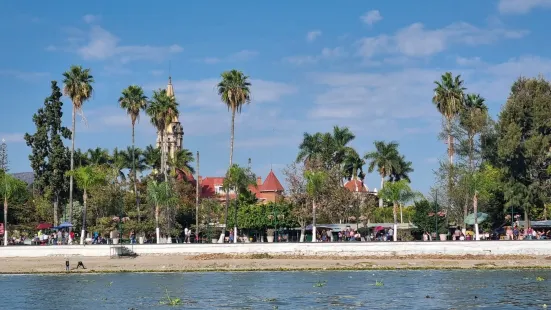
(1, 241), (550, 258)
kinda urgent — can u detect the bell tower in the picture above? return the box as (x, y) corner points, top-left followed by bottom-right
(156, 76), (184, 160)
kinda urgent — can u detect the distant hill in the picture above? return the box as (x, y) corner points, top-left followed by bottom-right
(11, 172), (34, 185)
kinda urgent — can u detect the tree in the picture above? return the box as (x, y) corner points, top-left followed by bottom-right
(217, 69), (251, 242)
(304, 169), (327, 242)
(24, 81), (71, 226)
(119, 85), (148, 223)
(146, 89), (178, 182)
(62, 65), (94, 228)
(143, 145), (161, 172)
(222, 164), (256, 243)
(283, 163), (310, 242)
(0, 172), (27, 246)
(389, 155), (414, 183)
(379, 180), (419, 241)
(147, 180), (170, 243)
(67, 165), (106, 244)
(496, 77), (551, 228)
(432, 72), (465, 165)
(87, 147), (110, 166)
(364, 140), (400, 207)
(343, 149), (365, 191)
(168, 149), (195, 179)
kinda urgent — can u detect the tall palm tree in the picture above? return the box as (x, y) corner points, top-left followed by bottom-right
(389, 155), (414, 183)
(305, 170), (327, 242)
(364, 141), (400, 207)
(147, 180), (170, 244)
(121, 146), (147, 180)
(460, 93), (487, 171)
(146, 89), (178, 182)
(68, 165), (105, 244)
(119, 85), (148, 222)
(62, 65), (94, 227)
(379, 180), (419, 241)
(331, 126), (355, 167)
(87, 147), (110, 166)
(432, 72), (465, 165)
(111, 148), (128, 182)
(143, 145), (161, 172)
(217, 69), (251, 242)
(168, 149), (195, 179)
(343, 149), (365, 192)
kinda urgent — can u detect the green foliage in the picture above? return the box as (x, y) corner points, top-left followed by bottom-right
(304, 170), (327, 198)
(226, 201), (298, 230)
(411, 200), (448, 234)
(217, 70), (251, 113)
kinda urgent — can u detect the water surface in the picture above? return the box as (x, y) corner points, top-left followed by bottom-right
(1, 270), (550, 309)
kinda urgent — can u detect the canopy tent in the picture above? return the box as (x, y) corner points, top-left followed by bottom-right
(464, 212), (489, 225)
(303, 223), (416, 231)
(58, 222), (73, 228)
(36, 223), (52, 230)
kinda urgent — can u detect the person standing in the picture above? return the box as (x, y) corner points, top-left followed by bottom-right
(185, 228), (191, 244)
(184, 227), (189, 243)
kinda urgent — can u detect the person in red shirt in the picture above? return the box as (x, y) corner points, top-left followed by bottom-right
(69, 231), (75, 244)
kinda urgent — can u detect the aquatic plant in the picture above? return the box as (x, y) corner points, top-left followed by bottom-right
(313, 280), (327, 287)
(536, 276), (545, 282)
(375, 280), (384, 287)
(160, 288), (182, 306)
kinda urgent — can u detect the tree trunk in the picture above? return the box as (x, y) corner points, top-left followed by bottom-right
(393, 202), (398, 241)
(462, 194), (469, 230)
(473, 191), (479, 241)
(234, 190), (238, 243)
(80, 189), (87, 245)
(447, 120), (454, 165)
(53, 194), (59, 227)
(220, 108), (236, 243)
(379, 176), (384, 208)
(299, 227), (305, 243)
(3, 197), (7, 246)
(195, 151), (200, 243)
(162, 130), (168, 183)
(155, 204), (160, 244)
(132, 125), (140, 223)
(69, 105), (76, 230)
(312, 199), (317, 243)
(399, 203), (403, 223)
(524, 209), (530, 230)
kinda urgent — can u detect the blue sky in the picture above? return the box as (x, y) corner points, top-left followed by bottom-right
(0, 0), (549, 194)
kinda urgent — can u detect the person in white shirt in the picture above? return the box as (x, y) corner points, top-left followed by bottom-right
(387, 228), (394, 241)
(184, 228), (189, 243)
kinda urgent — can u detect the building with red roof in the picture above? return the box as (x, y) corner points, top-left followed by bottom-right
(187, 169), (285, 203)
(343, 179), (378, 196)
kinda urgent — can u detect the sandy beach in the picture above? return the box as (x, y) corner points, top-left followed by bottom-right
(1, 254), (551, 274)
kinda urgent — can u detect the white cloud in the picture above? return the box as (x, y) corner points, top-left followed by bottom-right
(308, 56), (551, 129)
(145, 78), (297, 110)
(201, 50), (258, 64)
(357, 22), (528, 59)
(283, 47), (346, 65)
(83, 14), (101, 24)
(456, 56), (483, 66)
(0, 70), (50, 82)
(361, 10), (383, 26)
(52, 18), (183, 64)
(0, 133), (24, 143)
(306, 30), (322, 42)
(498, 0), (551, 14)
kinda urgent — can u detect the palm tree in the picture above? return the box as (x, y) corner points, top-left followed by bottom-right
(343, 149), (365, 192)
(297, 132), (322, 168)
(62, 65), (94, 228)
(168, 149), (195, 179)
(379, 180), (419, 241)
(364, 141), (400, 207)
(147, 180), (170, 244)
(460, 93), (487, 171)
(143, 145), (161, 172)
(119, 85), (148, 221)
(87, 147), (110, 166)
(331, 126), (355, 167)
(111, 148), (128, 182)
(146, 89), (178, 182)
(222, 164), (256, 243)
(121, 146), (147, 180)
(389, 155), (414, 183)
(217, 69), (251, 242)
(0, 173), (24, 247)
(68, 165), (105, 244)
(432, 72), (465, 165)
(304, 170), (327, 242)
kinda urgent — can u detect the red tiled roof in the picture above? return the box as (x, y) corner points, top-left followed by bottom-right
(261, 170), (284, 192)
(344, 179), (368, 192)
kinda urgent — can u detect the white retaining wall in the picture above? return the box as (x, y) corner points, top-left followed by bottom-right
(0, 241), (550, 258)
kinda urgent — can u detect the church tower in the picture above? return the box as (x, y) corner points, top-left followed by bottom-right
(156, 76), (184, 162)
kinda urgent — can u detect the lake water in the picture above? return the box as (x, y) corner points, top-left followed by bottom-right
(1, 270), (550, 309)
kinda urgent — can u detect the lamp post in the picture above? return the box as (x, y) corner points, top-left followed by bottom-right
(435, 189), (438, 241)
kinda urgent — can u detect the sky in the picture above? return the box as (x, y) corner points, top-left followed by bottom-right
(0, 0), (549, 194)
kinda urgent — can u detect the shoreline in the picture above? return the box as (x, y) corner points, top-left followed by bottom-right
(2, 254), (551, 274)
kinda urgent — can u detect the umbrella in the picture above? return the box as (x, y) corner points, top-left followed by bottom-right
(464, 212), (488, 225)
(58, 222), (73, 228)
(375, 226), (385, 232)
(36, 223), (52, 230)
